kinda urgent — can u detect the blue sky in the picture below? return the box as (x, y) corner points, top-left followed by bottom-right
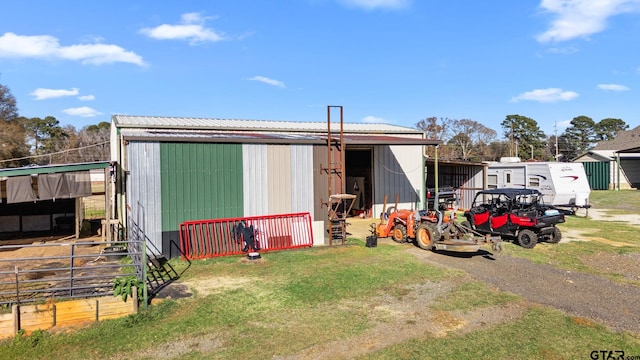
(1, 0), (639, 137)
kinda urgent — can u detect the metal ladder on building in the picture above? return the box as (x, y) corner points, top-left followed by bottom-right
(321, 106), (355, 245)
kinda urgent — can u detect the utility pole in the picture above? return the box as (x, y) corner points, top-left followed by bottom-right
(510, 120), (514, 157)
(530, 145), (534, 160)
(554, 121), (559, 161)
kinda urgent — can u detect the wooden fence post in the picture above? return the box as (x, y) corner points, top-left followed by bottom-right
(12, 304), (19, 335)
(132, 286), (139, 313)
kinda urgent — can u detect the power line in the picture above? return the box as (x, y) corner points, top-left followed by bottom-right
(0, 141), (109, 164)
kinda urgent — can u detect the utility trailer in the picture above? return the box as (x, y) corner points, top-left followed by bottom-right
(486, 158), (591, 212)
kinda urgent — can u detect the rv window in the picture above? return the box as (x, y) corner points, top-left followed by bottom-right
(529, 177), (539, 187)
(505, 173), (511, 184)
(487, 174), (497, 189)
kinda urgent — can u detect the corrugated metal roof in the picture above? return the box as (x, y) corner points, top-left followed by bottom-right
(112, 115), (422, 134)
(119, 129), (440, 146)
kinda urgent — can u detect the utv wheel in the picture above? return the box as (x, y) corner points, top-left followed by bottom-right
(517, 229), (538, 249)
(416, 223), (440, 250)
(547, 227), (562, 244)
(392, 224), (407, 243)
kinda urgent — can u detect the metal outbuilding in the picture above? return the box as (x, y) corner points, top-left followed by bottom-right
(111, 115), (440, 257)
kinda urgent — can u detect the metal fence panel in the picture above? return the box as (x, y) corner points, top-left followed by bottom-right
(0, 240), (142, 306)
(179, 212), (314, 260)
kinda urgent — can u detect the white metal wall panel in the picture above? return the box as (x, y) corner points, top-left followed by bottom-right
(290, 145), (314, 216)
(373, 145), (423, 218)
(267, 145), (292, 215)
(243, 144), (269, 216)
(126, 141), (162, 253)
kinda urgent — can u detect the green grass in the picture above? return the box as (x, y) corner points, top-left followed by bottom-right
(590, 190), (640, 212)
(0, 241), (457, 360)
(1, 239), (638, 359)
(500, 215), (640, 284)
(430, 281), (521, 312)
(364, 306), (640, 360)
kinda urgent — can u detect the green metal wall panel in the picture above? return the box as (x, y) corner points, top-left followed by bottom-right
(160, 143), (243, 232)
(582, 161), (610, 190)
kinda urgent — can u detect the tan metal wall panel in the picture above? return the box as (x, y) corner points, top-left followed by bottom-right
(267, 145), (292, 214)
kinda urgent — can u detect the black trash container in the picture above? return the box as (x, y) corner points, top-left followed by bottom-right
(366, 235), (377, 248)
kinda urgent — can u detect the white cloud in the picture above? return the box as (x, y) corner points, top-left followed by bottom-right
(140, 12), (225, 44)
(62, 106), (103, 117)
(544, 45), (580, 54)
(0, 32), (146, 66)
(78, 94), (96, 101)
(248, 76), (286, 88)
(510, 88), (579, 103)
(597, 83), (630, 91)
(339, 0), (411, 10)
(30, 87), (79, 100)
(361, 115), (390, 123)
(536, 0), (640, 43)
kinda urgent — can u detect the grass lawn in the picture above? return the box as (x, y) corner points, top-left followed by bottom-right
(590, 189), (640, 212)
(1, 239), (639, 360)
(500, 190), (640, 284)
(1, 191), (639, 359)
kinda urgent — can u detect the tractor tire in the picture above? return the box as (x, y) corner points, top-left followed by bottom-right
(392, 224), (407, 243)
(517, 229), (538, 249)
(416, 223), (440, 250)
(547, 227), (562, 244)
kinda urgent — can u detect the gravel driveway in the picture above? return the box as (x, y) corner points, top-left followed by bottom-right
(419, 248), (640, 333)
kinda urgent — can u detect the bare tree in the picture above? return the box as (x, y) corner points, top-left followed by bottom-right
(447, 119), (497, 161)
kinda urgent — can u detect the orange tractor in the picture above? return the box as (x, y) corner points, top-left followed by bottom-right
(372, 190), (502, 253)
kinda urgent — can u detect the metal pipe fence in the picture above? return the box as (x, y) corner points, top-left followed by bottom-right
(0, 239), (143, 307)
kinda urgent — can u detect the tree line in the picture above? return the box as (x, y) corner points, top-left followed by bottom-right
(417, 114), (627, 162)
(0, 79), (630, 167)
(1, 81), (110, 168)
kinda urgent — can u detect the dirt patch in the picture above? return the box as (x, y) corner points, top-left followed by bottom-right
(138, 333), (224, 359)
(274, 280), (526, 360)
(581, 208), (640, 226)
(187, 276), (255, 297)
(559, 227), (639, 247)
(580, 252), (640, 282)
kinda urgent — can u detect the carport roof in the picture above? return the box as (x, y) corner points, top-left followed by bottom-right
(0, 161), (110, 178)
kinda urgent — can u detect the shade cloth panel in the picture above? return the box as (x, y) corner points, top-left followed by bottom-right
(38, 173), (71, 201)
(7, 176), (37, 204)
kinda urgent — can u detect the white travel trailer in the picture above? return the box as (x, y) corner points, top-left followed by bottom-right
(486, 158), (591, 210)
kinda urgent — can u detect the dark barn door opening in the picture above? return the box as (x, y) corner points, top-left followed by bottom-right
(346, 148), (373, 218)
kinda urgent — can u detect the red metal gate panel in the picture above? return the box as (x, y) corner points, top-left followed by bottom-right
(179, 212), (313, 260)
